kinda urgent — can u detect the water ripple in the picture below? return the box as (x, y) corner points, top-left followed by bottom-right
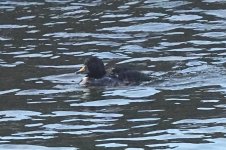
(167, 14), (202, 21)
(0, 25), (27, 29)
(71, 99), (152, 107)
(0, 144), (77, 150)
(100, 22), (180, 32)
(103, 87), (159, 98)
(0, 110), (41, 122)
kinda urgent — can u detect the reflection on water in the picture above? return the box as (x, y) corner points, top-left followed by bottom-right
(1, 0), (226, 149)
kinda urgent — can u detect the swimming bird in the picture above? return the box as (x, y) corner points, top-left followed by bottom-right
(77, 56), (150, 86)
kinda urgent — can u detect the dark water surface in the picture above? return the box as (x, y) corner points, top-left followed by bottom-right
(1, 0), (226, 149)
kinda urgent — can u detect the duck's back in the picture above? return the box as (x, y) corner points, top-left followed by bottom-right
(111, 67), (150, 83)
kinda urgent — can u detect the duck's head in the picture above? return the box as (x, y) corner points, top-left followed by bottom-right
(77, 56), (106, 79)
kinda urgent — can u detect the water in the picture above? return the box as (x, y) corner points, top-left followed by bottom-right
(1, 0), (226, 149)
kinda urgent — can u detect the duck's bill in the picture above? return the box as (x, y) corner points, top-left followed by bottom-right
(76, 66), (86, 73)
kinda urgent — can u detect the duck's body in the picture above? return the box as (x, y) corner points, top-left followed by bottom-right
(79, 76), (121, 86)
(77, 56), (150, 86)
(111, 67), (150, 82)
